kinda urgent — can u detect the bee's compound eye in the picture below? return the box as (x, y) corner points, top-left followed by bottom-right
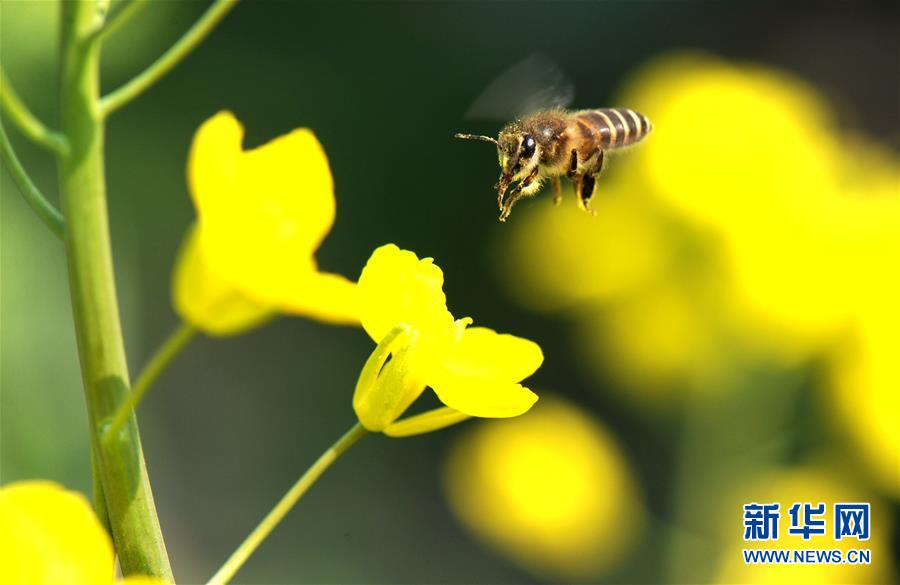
(521, 135), (536, 159)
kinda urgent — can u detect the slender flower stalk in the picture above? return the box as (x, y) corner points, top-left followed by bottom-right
(94, 0), (150, 40)
(104, 323), (199, 444)
(207, 423), (368, 585)
(0, 118), (65, 237)
(0, 68), (69, 155)
(101, 0), (240, 117)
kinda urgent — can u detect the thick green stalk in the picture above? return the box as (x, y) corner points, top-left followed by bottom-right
(57, 1), (172, 580)
(90, 446), (111, 534)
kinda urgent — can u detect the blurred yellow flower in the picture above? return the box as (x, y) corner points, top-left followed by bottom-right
(172, 111), (358, 336)
(0, 481), (167, 585)
(500, 178), (734, 401)
(497, 184), (671, 313)
(713, 465), (895, 584)
(575, 279), (723, 395)
(619, 52), (900, 357)
(627, 54), (839, 229)
(172, 225), (273, 335)
(722, 156), (900, 357)
(829, 292), (900, 499)
(353, 244), (542, 436)
(444, 396), (646, 581)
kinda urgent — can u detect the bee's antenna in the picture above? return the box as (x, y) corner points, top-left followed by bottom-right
(454, 133), (499, 146)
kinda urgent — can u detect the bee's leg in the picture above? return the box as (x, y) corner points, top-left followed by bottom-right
(499, 167), (540, 222)
(577, 150), (604, 215)
(566, 149), (578, 179)
(572, 173), (586, 210)
(566, 149), (582, 207)
(578, 175), (598, 216)
(569, 171), (583, 206)
(551, 176), (562, 205)
(495, 174), (512, 211)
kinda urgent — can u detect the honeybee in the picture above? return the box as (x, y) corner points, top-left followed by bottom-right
(455, 56), (652, 222)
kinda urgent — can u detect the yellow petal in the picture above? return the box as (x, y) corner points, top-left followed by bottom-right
(0, 481), (114, 585)
(188, 111), (240, 215)
(172, 225), (273, 336)
(188, 111), (337, 308)
(423, 326), (542, 418)
(278, 269), (360, 326)
(353, 325), (426, 431)
(443, 327), (544, 383)
(357, 244), (454, 344)
(431, 376), (539, 418)
(384, 406), (471, 437)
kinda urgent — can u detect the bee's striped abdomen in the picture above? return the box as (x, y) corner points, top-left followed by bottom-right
(576, 108), (652, 150)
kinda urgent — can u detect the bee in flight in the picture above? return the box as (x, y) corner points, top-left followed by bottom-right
(454, 55), (652, 222)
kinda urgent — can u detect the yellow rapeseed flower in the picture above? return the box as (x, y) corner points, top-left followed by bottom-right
(173, 111), (358, 336)
(352, 244), (543, 436)
(444, 396), (646, 581)
(0, 481), (167, 585)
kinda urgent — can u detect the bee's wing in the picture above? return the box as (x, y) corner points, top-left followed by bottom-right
(464, 53), (575, 120)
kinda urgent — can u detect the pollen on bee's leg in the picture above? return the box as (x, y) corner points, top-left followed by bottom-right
(496, 175), (512, 210)
(572, 174), (585, 210)
(498, 199), (510, 221)
(579, 175), (597, 216)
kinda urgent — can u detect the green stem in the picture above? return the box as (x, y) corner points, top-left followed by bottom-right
(207, 423), (369, 585)
(94, 0), (150, 40)
(90, 447), (111, 534)
(0, 68), (69, 155)
(58, 1), (172, 580)
(100, 0), (239, 117)
(0, 118), (65, 237)
(104, 322), (198, 444)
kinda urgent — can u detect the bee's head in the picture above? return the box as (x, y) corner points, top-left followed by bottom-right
(492, 130), (539, 201)
(453, 127), (539, 201)
(498, 131), (539, 180)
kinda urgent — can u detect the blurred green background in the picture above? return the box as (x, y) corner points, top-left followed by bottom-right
(2, 1), (898, 583)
